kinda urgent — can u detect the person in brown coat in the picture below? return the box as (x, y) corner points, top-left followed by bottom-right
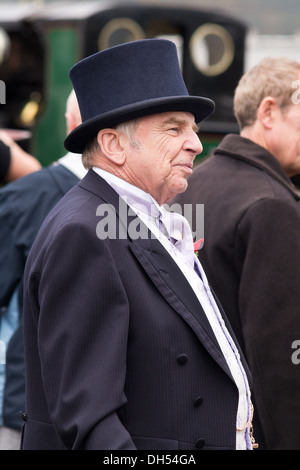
(173, 57), (300, 450)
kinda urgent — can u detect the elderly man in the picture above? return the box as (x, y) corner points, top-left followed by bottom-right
(173, 57), (300, 450)
(21, 39), (254, 451)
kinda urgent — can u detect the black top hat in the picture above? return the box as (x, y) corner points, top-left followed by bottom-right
(64, 39), (215, 153)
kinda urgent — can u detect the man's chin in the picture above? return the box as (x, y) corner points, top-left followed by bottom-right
(168, 181), (188, 202)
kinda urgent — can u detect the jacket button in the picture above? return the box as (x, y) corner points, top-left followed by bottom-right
(193, 396), (203, 407)
(176, 354), (188, 365)
(195, 438), (206, 449)
(20, 411), (27, 421)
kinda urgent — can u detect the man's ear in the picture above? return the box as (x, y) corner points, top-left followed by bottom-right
(97, 128), (126, 165)
(257, 96), (277, 130)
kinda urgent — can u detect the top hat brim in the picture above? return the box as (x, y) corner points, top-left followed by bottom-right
(64, 95), (215, 153)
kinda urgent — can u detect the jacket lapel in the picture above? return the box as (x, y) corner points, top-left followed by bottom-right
(129, 237), (232, 378)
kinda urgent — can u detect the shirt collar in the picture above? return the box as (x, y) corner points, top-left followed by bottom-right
(92, 167), (162, 220)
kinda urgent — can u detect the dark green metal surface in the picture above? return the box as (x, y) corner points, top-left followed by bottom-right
(32, 28), (79, 166)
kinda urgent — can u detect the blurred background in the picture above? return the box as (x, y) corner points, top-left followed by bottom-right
(0, 0), (299, 165)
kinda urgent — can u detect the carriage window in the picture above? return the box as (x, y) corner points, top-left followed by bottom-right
(189, 23), (235, 76)
(98, 18), (145, 50)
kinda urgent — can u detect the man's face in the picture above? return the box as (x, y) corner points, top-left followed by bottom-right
(123, 111), (203, 204)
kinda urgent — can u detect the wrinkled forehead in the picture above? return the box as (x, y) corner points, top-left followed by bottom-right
(137, 111), (199, 132)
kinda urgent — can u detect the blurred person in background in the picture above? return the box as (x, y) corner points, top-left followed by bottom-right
(172, 57), (300, 450)
(0, 90), (84, 449)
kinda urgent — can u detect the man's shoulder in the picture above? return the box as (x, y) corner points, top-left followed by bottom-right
(33, 175), (112, 243)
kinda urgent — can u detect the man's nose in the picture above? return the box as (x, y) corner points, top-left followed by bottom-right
(184, 132), (203, 157)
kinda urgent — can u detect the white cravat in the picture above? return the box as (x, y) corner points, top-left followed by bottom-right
(93, 167), (253, 450)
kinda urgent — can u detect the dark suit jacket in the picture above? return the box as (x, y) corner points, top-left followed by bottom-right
(22, 169), (251, 450)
